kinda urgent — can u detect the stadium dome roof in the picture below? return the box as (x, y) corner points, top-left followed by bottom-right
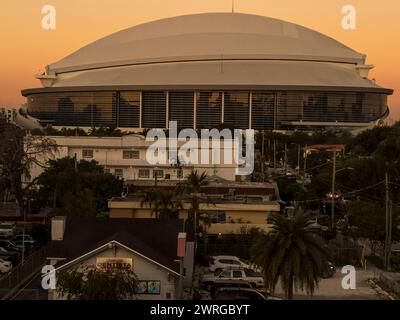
(49, 12), (366, 73)
(25, 12), (392, 94)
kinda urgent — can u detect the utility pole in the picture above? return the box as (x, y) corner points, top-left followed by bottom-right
(284, 143), (288, 175)
(385, 172), (390, 269)
(297, 144), (301, 176)
(261, 130), (265, 180)
(331, 149), (336, 231)
(273, 139), (276, 169)
(303, 144), (307, 177)
(388, 200), (393, 271)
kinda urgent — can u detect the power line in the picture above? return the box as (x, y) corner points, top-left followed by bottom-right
(294, 181), (385, 204)
(271, 161), (331, 179)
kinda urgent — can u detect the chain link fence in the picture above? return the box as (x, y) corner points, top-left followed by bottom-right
(0, 244), (49, 300)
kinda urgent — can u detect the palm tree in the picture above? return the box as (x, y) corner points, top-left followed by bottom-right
(251, 212), (331, 300)
(157, 189), (183, 219)
(140, 188), (183, 219)
(140, 188), (160, 218)
(182, 170), (209, 243)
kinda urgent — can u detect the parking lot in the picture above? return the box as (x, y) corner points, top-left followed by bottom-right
(195, 255), (389, 300)
(272, 268), (386, 300)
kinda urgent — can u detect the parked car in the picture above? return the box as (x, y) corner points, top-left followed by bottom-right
(0, 246), (21, 266)
(0, 258), (12, 274)
(201, 268), (264, 288)
(0, 223), (17, 238)
(208, 279), (253, 299)
(209, 256), (250, 272)
(321, 262), (336, 279)
(0, 239), (22, 252)
(10, 234), (37, 251)
(213, 288), (282, 300)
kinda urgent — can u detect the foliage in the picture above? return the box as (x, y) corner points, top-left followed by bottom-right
(346, 201), (400, 242)
(36, 157), (123, 216)
(29, 223), (51, 247)
(140, 188), (183, 219)
(180, 170), (209, 240)
(31, 125), (126, 137)
(0, 123), (57, 215)
(251, 212), (331, 300)
(57, 268), (138, 300)
(327, 235), (362, 266)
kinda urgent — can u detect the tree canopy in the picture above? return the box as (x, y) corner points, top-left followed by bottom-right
(251, 212), (331, 300)
(57, 268), (138, 300)
(36, 157), (123, 217)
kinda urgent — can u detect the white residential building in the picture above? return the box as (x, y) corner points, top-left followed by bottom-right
(29, 134), (245, 182)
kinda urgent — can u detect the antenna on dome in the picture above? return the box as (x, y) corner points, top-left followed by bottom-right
(232, 0), (235, 13)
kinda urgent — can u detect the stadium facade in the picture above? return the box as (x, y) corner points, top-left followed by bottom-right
(22, 13), (393, 131)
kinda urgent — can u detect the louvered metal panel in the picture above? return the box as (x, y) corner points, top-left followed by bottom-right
(141, 91), (167, 128)
(168, 91), (194, 129)
(26, 90), (388, 130)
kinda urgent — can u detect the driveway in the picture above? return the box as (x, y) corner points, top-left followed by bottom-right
(273, 267), (386, 300)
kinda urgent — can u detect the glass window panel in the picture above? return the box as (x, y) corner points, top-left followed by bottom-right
(196, 91), (222, 128)
(223, 91), (249, 129)
(119, 91), (140, 128)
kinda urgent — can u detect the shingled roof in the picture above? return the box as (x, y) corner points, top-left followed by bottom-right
(47, 217), (183, 273)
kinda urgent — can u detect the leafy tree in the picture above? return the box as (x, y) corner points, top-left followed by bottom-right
(0, 122), (57, 215)
(251, 212), (330, 300)
(347, 201), (400, 242)
(57, 268), (138, 300)
(36, 157), (123, 216)
(348, 125), (393, 155)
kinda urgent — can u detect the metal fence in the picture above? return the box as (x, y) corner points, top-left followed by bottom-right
(0, 244), (49, 299)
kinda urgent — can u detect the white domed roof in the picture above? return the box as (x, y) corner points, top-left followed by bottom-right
(49, 12), (365, 73)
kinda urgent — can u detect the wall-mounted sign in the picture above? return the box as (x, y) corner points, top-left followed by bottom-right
(96, 258), (133, 272)
(137, 280), (161, 295)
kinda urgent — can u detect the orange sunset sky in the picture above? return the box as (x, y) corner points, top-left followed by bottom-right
(1, 0), (399, 119)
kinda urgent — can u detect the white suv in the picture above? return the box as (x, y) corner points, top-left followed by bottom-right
(209, 256), (249, 272)
(202, 268), (264, 288)
(0, 258), (12, 274)
(0, 223), (16, 238)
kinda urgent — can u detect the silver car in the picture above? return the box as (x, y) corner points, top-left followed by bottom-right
(0, 223), (16, 238)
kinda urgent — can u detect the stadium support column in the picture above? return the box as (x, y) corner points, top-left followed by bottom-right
(249, 92), (252, 129)
(166, 91), (169, 129)
(221, 92), (225, 124)
(193, 91), (197, 130)
(139, 92), (143, 129)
